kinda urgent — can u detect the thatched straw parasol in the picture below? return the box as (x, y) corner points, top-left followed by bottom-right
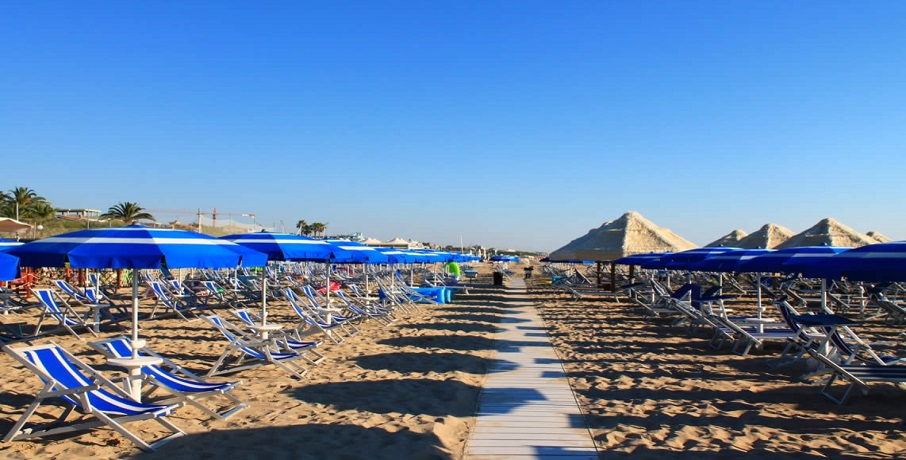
(706, 229), (747, 247)
(866, 231), (892, 243)
(549, 211), (696, 262)
(735, 223), (794, 249)
(777, 218), (876, 249)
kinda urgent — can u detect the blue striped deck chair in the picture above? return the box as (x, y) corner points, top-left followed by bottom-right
(202, 314), (321, 381)
(298, 285), (360, 333)
(147, 280), (197, 321)
(283, 288), (350, 344)
(88, 336), (248, 420)
(230, 308), (325, 356)
(31, 288), (99, 340)
(3, 342), (184, 451)
(334, 290), (396, 326)
(52, 279), (89, 303)
(805, 347), (906, 404)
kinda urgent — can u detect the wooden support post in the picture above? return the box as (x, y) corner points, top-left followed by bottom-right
(596, 262), (602, 287)
(610, 262), (616, 292)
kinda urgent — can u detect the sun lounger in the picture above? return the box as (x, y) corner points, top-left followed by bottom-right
(3, 342), (185, 451)
(88, 336), (248, 420)
(806, 348), (906, 404)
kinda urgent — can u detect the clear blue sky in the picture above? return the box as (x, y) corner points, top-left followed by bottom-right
(3, 2), (905, 252)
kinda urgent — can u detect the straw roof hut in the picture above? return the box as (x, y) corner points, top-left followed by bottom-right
(866, 231), (892, 243)
(734, 223), (795, 249)
(777, 218), (876, 249)
(706, 229), (747, 247)
(549, 211), (697, 262)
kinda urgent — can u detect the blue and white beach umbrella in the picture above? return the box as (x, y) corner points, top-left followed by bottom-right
(0, 238), (23, 252)
(738, 246), (850, 274)
(220, 232), (339, 262)
(0, 251), (19, 280)
(800, 241), (906, 281)
(642, 247), (740, 270)
(691, 249), (774, 273)
(9, 225), (267, 357)
(613, 252), (667, 266)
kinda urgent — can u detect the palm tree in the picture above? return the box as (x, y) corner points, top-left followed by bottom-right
(296, 219), (309, 236)
(101, 202), (155, 224)
(4, 186), (48, 220)
(311, 222), (327, 238)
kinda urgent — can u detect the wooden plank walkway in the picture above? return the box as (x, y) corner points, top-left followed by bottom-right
(464, 278), (598, 460)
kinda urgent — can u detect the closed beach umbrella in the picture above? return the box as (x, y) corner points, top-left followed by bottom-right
(9, 225), (266, 357)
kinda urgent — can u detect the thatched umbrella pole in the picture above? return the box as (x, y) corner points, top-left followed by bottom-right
(610, 261), (616, 292)
(595, 262), (602, 287)
(628, 264), (635, 281)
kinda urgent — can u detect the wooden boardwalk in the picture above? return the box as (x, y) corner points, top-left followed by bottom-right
(464, 278), (598, 460)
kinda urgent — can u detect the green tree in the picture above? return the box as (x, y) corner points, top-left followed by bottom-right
(101, 202), (155, 224)
(296, 219), (309, 236)
(3, 186), (48, 220)
(311, 222), (327, 238)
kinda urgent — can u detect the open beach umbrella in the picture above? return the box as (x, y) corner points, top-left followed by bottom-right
(642, 247), (740, 270)
(737, 246), (850, 274)
(9, 225), (267, 358)
(799, 241), (906, 282)
(0, 251), (19, 280)
(691, 249), (774, 273)
(613, 252), (667, 266)
(0, 238), (23, 252)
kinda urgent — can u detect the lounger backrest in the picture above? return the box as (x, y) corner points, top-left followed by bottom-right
(33, 289), (79, 325)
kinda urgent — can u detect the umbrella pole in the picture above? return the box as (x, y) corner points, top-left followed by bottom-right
(261, 265), (267, 326)
(326, 261), (331, 307)
(821, 278), (827, 313)
(756, 275), (763, 319)
(132, 269), (140, 358)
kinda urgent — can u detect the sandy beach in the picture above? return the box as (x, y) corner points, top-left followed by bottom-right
(531, 280), (906, 458)
(1, 263), (905, 459)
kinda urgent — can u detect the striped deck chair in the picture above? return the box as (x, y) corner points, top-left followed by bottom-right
(202, 315), (322, 381)
(283, 288), (351, 344)
(31, 288), (99, 339)
(3, 342), (184, 451)
(230, 308), (326, 355)
(52, 279), (89, 303)
(147, 280), (198, 320)
(88, 336), (248, 420)
(334, 290), (396, 326)
(806, 347), (906, 404)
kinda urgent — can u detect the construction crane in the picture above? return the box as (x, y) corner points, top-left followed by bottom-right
(144, 208), (255, 233)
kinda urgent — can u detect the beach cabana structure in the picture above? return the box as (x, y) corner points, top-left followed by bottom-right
(548, 211), (696, 289)
(734, 223), (795, 249)
(777, 218), (877, 249)
(0, 217), (31, 234)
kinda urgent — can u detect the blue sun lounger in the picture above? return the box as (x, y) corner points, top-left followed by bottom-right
(3, 342), (185, 451)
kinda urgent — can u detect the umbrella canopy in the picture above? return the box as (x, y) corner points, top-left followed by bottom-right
(8, 225), (267, 361)
(490, 255), (519, 262)
(866, 231), (893, 243)
(220, 232), (337, 262)
(691, 249), (774, 273)
(10, 225), (267, 269)
(737, 246), (849, 274)
(613, 252), (667, 266)
(0, 251), (19, 280)
(800, 241), (906, 281)
(324, 239), (391, 264)
(0, 238), (23, 252)
(642, 247), (740, 270)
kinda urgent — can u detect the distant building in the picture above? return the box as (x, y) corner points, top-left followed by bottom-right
(56, 208), (102, 219)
